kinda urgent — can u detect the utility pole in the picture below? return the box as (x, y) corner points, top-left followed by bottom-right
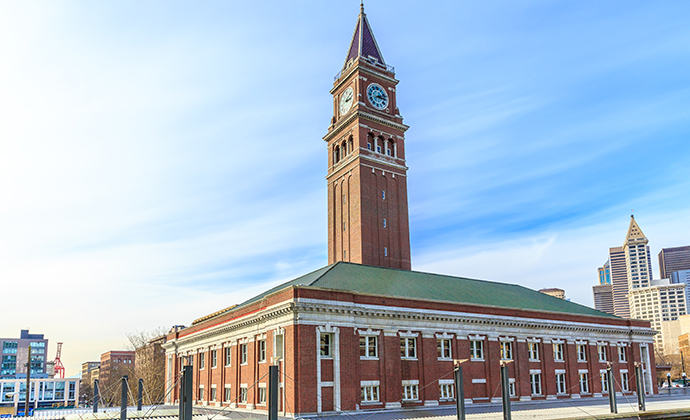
(25, 344), (31, 417)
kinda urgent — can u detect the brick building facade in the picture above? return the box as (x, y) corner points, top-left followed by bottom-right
(163, 5), (657, 416)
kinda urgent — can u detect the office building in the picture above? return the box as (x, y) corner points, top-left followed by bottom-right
(598, 261), (611, 285)
(0, 330), (49, 379)
(538, 288), (565, 299)
(593, 284), (614, 315)
(659, 246), (690, 280)
(609, 246), (629, 318)
(163, 6), (657, 415)
(629, 279), (687, 353)
(672, 270), (690, 312)
(0, 377), (79, 415)
(98, 351), (134, 395)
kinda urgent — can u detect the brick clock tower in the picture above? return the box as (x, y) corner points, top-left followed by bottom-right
(324, 5), (411, 270)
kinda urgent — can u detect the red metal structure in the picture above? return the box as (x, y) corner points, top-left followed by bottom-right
(54, 342), (65, 379)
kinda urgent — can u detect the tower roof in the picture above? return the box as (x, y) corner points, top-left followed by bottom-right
(625, 215), (647, 243)
(344, 3), (385, 67)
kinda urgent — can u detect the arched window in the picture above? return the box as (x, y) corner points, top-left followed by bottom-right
(387, 139), (395, 157)
(334, 145), (340, 163)
(376, 137), (383, 154)
(367, 133), (374, 151)
(342, 140), (348, 156)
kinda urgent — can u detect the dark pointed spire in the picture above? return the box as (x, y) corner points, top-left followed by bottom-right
(344, 3), (385, 67)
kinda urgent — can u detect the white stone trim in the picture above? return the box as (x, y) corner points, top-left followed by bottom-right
(360, 380), (380, 386)
(358, 328), (380, 336)
(530, 369), (542, 374)
(472, 379), (486, 384)
(316, 325), (340, 413)
(468, 334), (486, 341)
(402, 379), (419, 385)
(555, 369), (566, 374)
(435, 332), (454, 340)
(439, 379), (454, 385)
(399, 330), (419, 338)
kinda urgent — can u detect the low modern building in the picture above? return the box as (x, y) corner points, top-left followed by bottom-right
(0, 377), (79, 415)
(538, 288), (565, 299)
(0, 330), (49, 379)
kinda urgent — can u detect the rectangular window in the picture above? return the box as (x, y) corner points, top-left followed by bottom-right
(386, 148), (391, 156)
(598, 345), (607, 362)
(618, 347), (627, 362)
(383, 218), (387, 228)
(225, 347), (231, 367)
(382, 190), (385, 200)
(621, 372), (629, 392)
(240, 344), (248, 364)
(470, 340), (484, 360)
(553, 343), (564, 362)
(500, 341), (513, 360)
(376, 145), (382, 153)
(275, 334), (284, 359)
(528, 342), (539, 361)
(367, 142), (371, 150)
(258, 340), (266, 363)
(400, 337), (416, 359)
(556, 373), (567, 394)
(509, 379), (516, 397)
(439, 383), (454, 400)
(361, 384), (379, 403)
(199, 353), (205, 370)
(601, 372), (609, 393)
(211, 387), (217, 401)
(530, 373), (542, 395)
(320, 333), (332, 357)
(224, 386), (232, 402)
(239, 387), (248, 403)
(211, 350), (217, 368)
(198, 386), (204, 401)
(579, 373), (590, 394)
(437, 339), (452, 359)
(259, 387), (266, 404)
(577, 344), (587, 362)
(384, 247), (388, 257)
(402, 384), (419, 401)
(360, 336), (377, 358)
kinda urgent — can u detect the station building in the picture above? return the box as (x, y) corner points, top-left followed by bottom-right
(163, 5), (657, 416)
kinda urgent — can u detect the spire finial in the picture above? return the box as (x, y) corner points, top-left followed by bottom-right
(360, 0), (364, 14)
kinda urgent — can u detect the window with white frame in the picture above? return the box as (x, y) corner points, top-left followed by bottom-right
(361, 381), (380, 403)
(598, 345), (607, 362)
(528, 342), (539, 361)
(470, 340), (484, 360)
(509, 379), (516, 397)
(320, 333), (332, 357)
(199, 353), (206, 370)
(239, 386), (248, 403)
(437, 338), (452, 359)
(621, 372), (629, 392)
(618, 346), (627, 362)
(225, 347), (231, 367)
(224, 385), (231, 402)
(258, 386), (266, 404)
(556, 372), (567, 394)
(198, 385), (204, 401)
(240, 344), (248, 364)
(600, 372), (609, 393)
(439, 380), (454, 400)
(530, 373), (542, 395)
(258, 340), (266, 363)
(577, 344), (587, 362)
(211, 386), (217, 401)
(553, 343), (564, 361)
(211, 350), (217, 368)
(500, 341), (513, 360)
(274, 334), (284, 359)
(360, 335), (377, 358)
(579, 373), (589, 394)
(400, 337), (416, 359)
(402, 381), (419, 401)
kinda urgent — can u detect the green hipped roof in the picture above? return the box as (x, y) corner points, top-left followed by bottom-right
(227, 262), (616, 320)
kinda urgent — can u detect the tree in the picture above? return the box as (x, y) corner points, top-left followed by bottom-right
(127, 328), (168, 405)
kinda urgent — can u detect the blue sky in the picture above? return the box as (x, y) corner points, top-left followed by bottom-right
(1, 1), (689, 375)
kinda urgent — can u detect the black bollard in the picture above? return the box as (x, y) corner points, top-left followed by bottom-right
(635, 365), (645, 411)
(137, 379), (143, 411)
(120, 376), (128, 420)
(93, 379), (99, 413)
(607, 367), (617, 414)
(500, 363), (511, 420)
(268, 365), (279, 420)
(454, 365), (465, 420)
(183, 366), (192, 420)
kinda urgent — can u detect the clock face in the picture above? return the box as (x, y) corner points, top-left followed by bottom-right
(339, 87), (354, 115)
(367, 83), (388, 110)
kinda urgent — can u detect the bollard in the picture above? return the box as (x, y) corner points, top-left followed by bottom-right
(607, 366), (617, 414)
(137, 379), (143, 411)
(454, 365), (465, 420)
(183, 366), (192, 420)
(635, 365), (645, 411)
(93, 380), (99, 413)
(268, 365), (279, 420)
(500, 363), (511, 420)
(120, 376), (128, 420)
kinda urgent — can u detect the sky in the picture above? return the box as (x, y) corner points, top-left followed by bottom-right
(1, 1), (689, 376)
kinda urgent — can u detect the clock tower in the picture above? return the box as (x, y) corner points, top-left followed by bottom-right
(324, 4), (411, 270)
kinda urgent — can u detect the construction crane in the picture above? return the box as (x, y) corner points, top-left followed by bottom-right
(54, 342), (65, 379)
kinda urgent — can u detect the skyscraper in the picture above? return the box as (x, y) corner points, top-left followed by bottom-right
(609, 246), (629, 318)
(593, 284), (614, 315)
(598, 260), (611, 285)
(659, 245), (690, 279)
